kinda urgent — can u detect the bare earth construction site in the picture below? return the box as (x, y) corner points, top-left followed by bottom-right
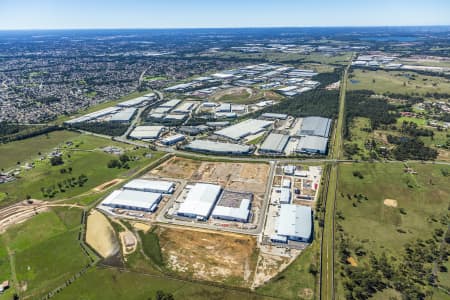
(91, 156), (321, 289)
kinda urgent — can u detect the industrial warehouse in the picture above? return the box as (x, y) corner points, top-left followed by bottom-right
(184, 140), (252, 155)
(98, 178), (176, 217)
(129, 126), (164, 140)
(298, 116), (332, 137)
(215, 119), (273, 141)
(262, 164), (322, 248)
(173, 184), (254, 223)
(259, 133), (290, 154)
(271, 204), (313, 243)
(211, 190), (252, 223)
(177, 183), (223, 220)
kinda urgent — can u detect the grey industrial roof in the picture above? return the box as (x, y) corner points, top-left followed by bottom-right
(261, 113), (288, 120)
(117, 94), (154, 107)
(276, 204), (312, 240)
(160, 99), (181, 108)
(161, 134), (185, 144)
(215, 119), (272, 140)
(185, 140), (251, 154)
(296, 136), (328, 153)
(173, 102), (195, 113)
(65, 106), (121, 124)
(129, 126), (163, 139)
(260, 133), (289, 153)
(212, 198), (250, 221)
(110, 108), (137, 122)
(299, 117), (332, 137)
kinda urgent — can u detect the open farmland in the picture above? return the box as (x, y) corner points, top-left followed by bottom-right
(0, 207), (93, 299)
(52, 267), (269, 300)
(156, 226), (258, 287)
(347, 69), (450, 95)
(0, 134), (164, 204)
(0, 130), (80, 170)
(335, 163), (450, 299)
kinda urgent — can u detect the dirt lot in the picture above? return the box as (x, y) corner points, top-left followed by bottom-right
(93, 179), (123, 192)
(253, 252), (291, 287)
(86, 210), (119, 258)
(157, 226), (258, 287)
(152, 157), (269, 195)
(211, 87), (253, 102)
(150, 156), (201, 179)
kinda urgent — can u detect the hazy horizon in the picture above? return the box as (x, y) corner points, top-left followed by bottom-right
(0, 0), (449, 30)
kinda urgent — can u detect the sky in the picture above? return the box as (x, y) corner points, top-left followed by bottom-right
(0, 0), (449, 30)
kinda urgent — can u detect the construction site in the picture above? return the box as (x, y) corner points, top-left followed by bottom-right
(150, 157), (272, 233)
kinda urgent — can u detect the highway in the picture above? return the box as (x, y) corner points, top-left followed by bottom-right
(320, 59), (351, 300)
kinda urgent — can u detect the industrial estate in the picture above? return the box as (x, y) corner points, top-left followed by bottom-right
(0, 25), (449, 300)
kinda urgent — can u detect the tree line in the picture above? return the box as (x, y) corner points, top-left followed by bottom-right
(67, 122), (129, 136)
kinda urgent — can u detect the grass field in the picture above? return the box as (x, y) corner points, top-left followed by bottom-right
(335, 162), (450, 299)
(52, 267), (269, 300)
(0, 130), (80, 170)
(347, 69), (450, 95)
(0, 133), (164, 204)
(0, 207), (91, 299)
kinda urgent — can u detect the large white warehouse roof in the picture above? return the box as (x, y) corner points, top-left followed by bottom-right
(276, 204), (312, 241)
(129, 126), (164, 139)
(215, 119), (272, 140)
(102, 189), (161, 211)
(123, 179), (175, 194)
(185, 140), (251, 154)
(177, 183), (222, 219)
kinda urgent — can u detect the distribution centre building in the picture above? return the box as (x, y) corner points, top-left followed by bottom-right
(259, 133), (290, 154)
(296, 135), (328, 155)
(123, 179), (175, 194)
(110, 108), (137, 123)
(102, 189), (162, 212)
(211, 190), (252, 223)
(184, 140), (252, 155)
(177, 183), (222, 220)
(298, 117), (332, 137)
(215, 119), (273, 141)
(273, 204), (313, 243)
(129, 126), (164, 140)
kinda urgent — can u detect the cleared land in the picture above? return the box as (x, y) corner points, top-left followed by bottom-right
(86, 210), (119, 258)
(335, 163), (450, 299)
(151, 157), (269, 194)
(156, 226), (258, 287)
(348, 69), (450, 95)
(211, 87), (282, 104)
